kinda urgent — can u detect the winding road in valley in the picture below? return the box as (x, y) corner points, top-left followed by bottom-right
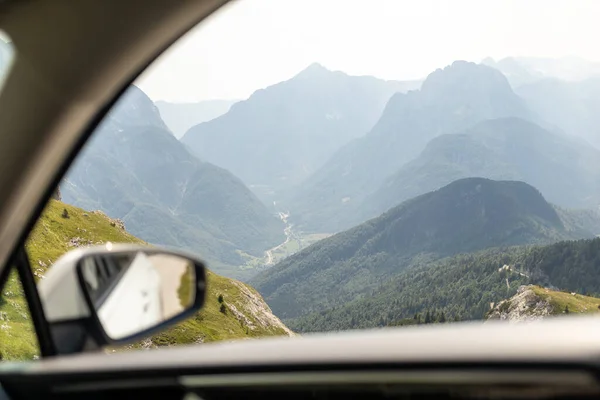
(265, 210), (293, 265)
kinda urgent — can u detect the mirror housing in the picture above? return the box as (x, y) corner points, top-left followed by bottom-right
(38, 244), (206, 355)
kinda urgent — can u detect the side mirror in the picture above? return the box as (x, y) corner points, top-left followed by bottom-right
(38, 244), (206, 355)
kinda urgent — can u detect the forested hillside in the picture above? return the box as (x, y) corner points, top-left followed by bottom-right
(253, 178), (596, 321)
(290, 238), (600, 332)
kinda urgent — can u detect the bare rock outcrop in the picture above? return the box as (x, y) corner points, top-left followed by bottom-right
(486, 285), (553, 322)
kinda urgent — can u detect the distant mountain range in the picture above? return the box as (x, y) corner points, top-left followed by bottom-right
(252, 178), (596, 321)
(155, 99), (237, 139)
(62, 86), (284, 279)
(515, 77), (600, 148)
(482, 56), (600, 88)
(181, 63), (420, 200)
(59, 56), (600, 335)
(357, 117), (600, 224)
(289, 61), (531, 233)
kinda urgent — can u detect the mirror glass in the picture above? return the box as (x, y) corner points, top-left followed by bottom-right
(78, 251), (196, 340)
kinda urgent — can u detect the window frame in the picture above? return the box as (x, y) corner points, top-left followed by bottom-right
(0, 0), (230, 360)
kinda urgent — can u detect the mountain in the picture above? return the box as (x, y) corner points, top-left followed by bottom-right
(482, 56), (600, 88)
(481, 57), (544, 88)
(62, 85), (284, 279)
(155, 99), (237, 139)
(516, 77), (600, 148)
(290, 61), (531, 233)
(486, 285), (600, 322)
(291, 237), (600, 332)
(289, 247), (531, 332)
(252, 178), (594, 321)
(0, 200), (292, 361)
(360, 118), (600, 223)
(181, 63), (417, 199)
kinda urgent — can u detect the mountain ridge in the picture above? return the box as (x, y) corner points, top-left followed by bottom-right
(290, 237), (600, 333)
(253, 178), (594, 320)
(289, 61), (532, 233)
(63, 85), (284, 280)
(181, 63), (416, 201)
(356, 117), (600, 225)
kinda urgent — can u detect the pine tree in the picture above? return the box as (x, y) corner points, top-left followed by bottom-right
(439, 311), (446, 323)
(424, 310), (432, 324)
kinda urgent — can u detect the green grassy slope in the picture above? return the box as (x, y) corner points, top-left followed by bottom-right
(149, 271), (292, 346)
(0, 271), (38, 360)
(531, 286), (600, 315)
(27, 200), (145, 274)
(0, 200), (291, 361)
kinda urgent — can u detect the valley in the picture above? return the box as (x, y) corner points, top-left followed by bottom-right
(241, 206), (331, 275)
(265, 209), (331, 266)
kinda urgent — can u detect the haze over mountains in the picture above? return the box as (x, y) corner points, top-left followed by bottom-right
(62, 86), (283, 279)
(482, 56), (600, 88)
(516, 77), (600, 148)
(181, 63), (421, 199)
(61, 55), (600, 333)
(289, 61), (532, 232)
(357, 117), (600, 225)
(156, 99), (237, 139)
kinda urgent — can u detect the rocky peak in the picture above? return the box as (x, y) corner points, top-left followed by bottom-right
(486, 285), (552, 323)
(420, 60), (517, 106)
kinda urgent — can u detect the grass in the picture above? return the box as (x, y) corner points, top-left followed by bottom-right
(148, 270), (291, 346)
(0, 199), (291, 359)
(531, 286), (600, 315)
(0, 271), (39, 361)
(26, 200), (145, 279)
(0, 200), (145, 361)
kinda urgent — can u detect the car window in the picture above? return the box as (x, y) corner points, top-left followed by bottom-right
(0, 34), (34, 361)
(5, 0), (600, 359)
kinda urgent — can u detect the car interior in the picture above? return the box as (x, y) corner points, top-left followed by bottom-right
(0, 1), (598, 399)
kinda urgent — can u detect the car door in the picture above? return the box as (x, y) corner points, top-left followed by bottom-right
(0, 0), (227, 389)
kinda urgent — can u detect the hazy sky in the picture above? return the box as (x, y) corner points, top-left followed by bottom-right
(137, 0), (600, 102)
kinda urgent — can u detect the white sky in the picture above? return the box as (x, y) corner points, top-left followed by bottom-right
(137, 0), (600, 102)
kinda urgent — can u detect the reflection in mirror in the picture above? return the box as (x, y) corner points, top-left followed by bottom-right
(79, 251), (196, 340)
